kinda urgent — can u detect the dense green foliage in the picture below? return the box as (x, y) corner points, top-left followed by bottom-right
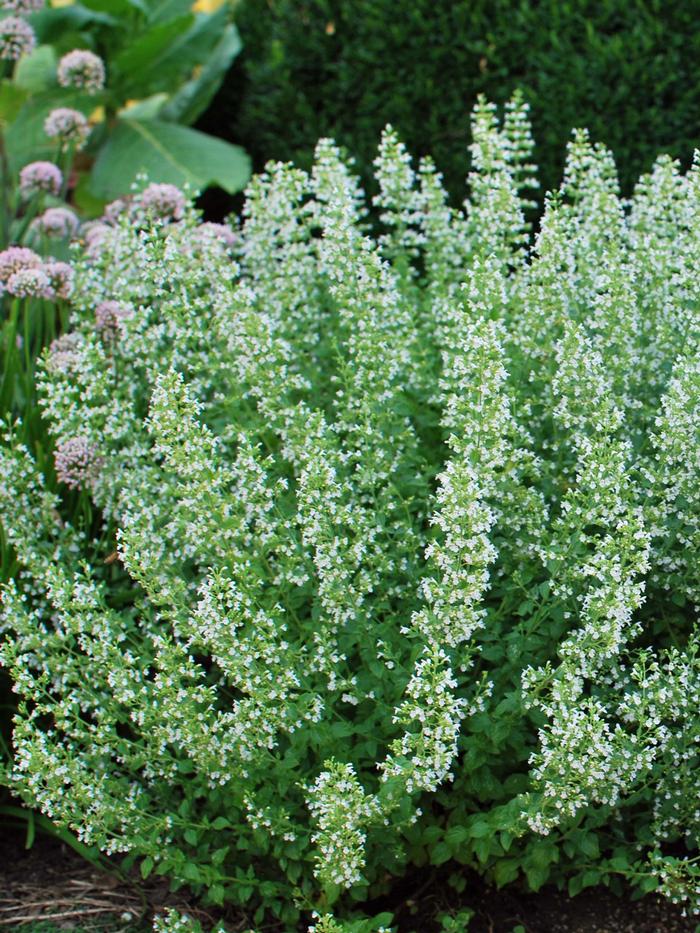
(4, 98), (700, 932)
(217, 0), (700, 203)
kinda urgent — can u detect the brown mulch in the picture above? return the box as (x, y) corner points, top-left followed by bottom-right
(1, 828), (699, 932)
(0, 829), (223, 931)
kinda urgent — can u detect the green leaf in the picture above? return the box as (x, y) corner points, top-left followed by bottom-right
(579, 833), (600, 859)
(140, 856), (154, 879)
(523, 861), (549, 891)
(80, 0), (147, 16)
(430, 841), (452, 866)
(29, 4), (118, 42)
(138, 7), (231, 99)
(208, 883), (225, 905)
(493, 858), (519, 887)
(146, 0), (193, 24)
(89, 118), (251, 197)
(445, 825), (469, 849)
(211, 816), (231, 830)
(0, 81), (29, 124)
(14, 45), (58, 94)
(119, 92), (169, 120)
(72, 170), (107, 218)
(467, 820), (491, 839)
(159, 22), (242, 124)
(111, 14), (194, 95)
(183, 861), (201, 882)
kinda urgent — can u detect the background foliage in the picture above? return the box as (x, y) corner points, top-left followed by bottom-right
(213, 0), (700, 202)
(4, 0), (249, 212)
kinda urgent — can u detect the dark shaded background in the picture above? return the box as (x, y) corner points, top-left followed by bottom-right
(198, 0), (700, 214)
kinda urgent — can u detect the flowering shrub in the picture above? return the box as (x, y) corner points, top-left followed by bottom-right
(3, 96), (700, 929)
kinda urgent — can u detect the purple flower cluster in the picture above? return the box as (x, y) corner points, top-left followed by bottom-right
(33, 207), (80, 239)
(57, 49), (105, 93)
(0, 15), (35, 60)
(19, 161), (63, 198)
(44, 108), (90, 151)
(1, 0), (44, 11)
(196, 222), (239, 249)
(0, 246), (41, 281)
(47, 333), (82, 373)
(6, 267), (51, 299)
(0, 248), (74, 299)
(95, 300), (132, 341)
(54, 436), (103, 489)
(43, 261), (74, 299)
(140, 183), (186, 222)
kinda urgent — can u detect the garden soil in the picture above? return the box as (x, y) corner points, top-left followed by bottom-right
(0, 828), (696, 932)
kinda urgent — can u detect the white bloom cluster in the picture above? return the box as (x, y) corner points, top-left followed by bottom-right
(307, 760), (378, 887)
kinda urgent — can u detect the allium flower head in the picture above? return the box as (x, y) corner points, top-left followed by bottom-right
(54, 436), (103, 489)
(57, 49), (105, 93)
(95, 299), (132, 341)
(0, 246), (41, 282)
(43, 260), (74, 299)
(1, 0), (44, 11)
(33, 207), (80, 238)
(44, 108), (90, 150)
(103, 198), (130, 224)
(19, 161), (63, 198)
(47, 332), (82, 373)
(6, 266), (51, 299)
(140, 183), (186, 222)
(81, 222), (114, 256)
(196, 222), (238, 248)
(0, 15), (35, 60)
(0, 0), (44, 10)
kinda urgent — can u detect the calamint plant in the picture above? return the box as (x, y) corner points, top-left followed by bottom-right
(3, 94), (700, 928)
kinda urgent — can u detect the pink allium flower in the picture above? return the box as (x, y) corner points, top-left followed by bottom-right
(47, 333), (82, 372)
(54, 436), (103, 489)
(19, 161), (63, 198)
(140, 183), (186, 222)
(0, 246), (41, 282)
(33, 207), (80, 238)
(6, 267), (52, 299)
(0, 16), (35, 60)
(57, 49), (105, 93)
(95, 299), (132, 341)
(103, 197), (131, 224)
(196, 222), (238, 248)
(82, 222), (113, 256)
(43, 260), (74, 299)
(1, 0), (44, 11)
(44, 108), (90, 150)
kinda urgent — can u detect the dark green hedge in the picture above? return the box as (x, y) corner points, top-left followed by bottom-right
(201, 0), (700, 204)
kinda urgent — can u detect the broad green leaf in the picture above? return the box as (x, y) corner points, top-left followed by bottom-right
(131, 7), (231, 100)
(145, 0), (193, 24)
(89, 118), (251, 197)
(29, 4), (118, 42)
(14, 45), (58, 94)
(111, 14), (194, 95)
(80, 0), (148, 14)
(160, 22), (242, 124)
(118, 92), (169, 120)
(72, 171), (107, 218)
(0, 82), (29, 125)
